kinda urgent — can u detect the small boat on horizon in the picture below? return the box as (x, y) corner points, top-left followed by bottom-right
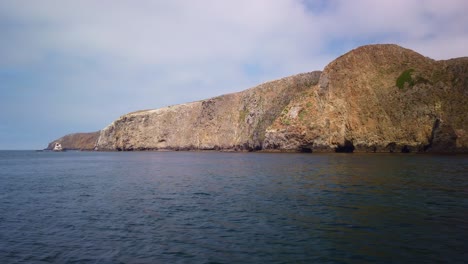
(53, 142), (63, 151)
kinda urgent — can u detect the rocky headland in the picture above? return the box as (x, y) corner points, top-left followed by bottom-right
(264, 44), (468, 152)
(46, 132), (100, 151)
(48, 44), (468, 153)
(96, 72), (321, 151)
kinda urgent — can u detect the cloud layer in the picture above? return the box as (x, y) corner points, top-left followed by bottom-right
(0, 0), (467, 149)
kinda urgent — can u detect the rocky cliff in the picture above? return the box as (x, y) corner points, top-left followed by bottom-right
(96, 72), (321, 151)
(46, 132), (100, 150)
(264, 44), (468, 152)
(49, 44), (468, 153)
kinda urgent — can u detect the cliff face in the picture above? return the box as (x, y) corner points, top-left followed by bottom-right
(46, 132), (100, 150)
(96, 72), (321, 151)
(264, 44), (468, 152)
(49, 44), (467, 153)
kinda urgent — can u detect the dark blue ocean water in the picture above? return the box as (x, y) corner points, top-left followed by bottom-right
(0, 151), (466, 263)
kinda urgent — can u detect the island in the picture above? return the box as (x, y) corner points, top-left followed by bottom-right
(47, 44), (468, 153)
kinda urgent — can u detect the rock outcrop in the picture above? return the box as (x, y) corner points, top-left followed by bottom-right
(48, 44), (468, 153)
(46, 132), (100, 151)
(263, 44), (468, 152)
(96, 72), (321, 151)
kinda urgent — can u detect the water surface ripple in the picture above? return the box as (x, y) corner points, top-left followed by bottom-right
(0, 151), (466, 263)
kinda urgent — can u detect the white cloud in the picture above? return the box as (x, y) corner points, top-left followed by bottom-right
(0, 1), (321, 68)
(0, 0), (467, 149)
(313, 0), (468, 58)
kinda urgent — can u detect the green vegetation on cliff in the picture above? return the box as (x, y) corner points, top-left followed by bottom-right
(396, 69), (415, 89)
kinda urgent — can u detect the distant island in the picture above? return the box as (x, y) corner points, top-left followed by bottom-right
(46, 44), (468, 153)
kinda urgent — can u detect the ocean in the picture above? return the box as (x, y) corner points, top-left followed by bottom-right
(0, 151), (466, 263)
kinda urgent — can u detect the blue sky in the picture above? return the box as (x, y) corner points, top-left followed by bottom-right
(1, 0), (467, 150)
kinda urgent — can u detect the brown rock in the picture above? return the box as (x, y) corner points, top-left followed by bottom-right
(264, 44), (468, 152)
(96, 72), (321, 151)
(49, 44), (467, 153)
(46, 132), (100, 151)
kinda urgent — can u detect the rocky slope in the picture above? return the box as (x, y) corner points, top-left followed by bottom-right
(46, 132), (100, 150)
(49, 44), (467, 153)
(96, 72), (321, 151)
(264, 44), (468, 152)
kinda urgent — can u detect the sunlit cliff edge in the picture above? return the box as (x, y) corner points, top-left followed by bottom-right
(47, 44), (468, 153)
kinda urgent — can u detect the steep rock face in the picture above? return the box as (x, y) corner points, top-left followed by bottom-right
(264, 44), (468, 152)
(49, 44), (467, 153)
(96, 72), (321, 151)
(46, 132), (100, 150)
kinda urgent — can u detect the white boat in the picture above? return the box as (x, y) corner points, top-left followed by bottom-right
(53, 142), (63, 151)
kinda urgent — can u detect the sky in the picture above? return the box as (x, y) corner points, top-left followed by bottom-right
(1, 0), (467, 150)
